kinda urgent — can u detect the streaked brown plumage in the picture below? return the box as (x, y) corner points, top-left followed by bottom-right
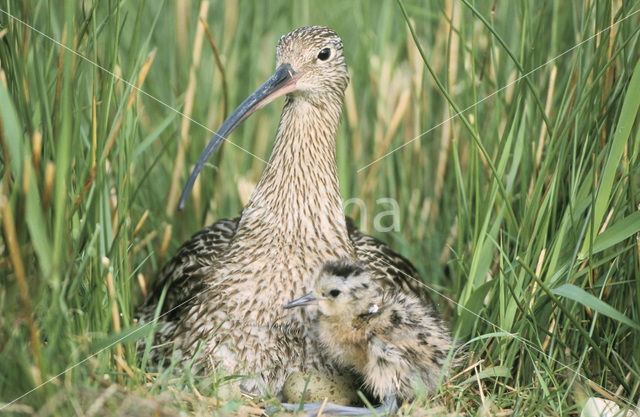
(136, 26), (440, 398)
(283, 260), (455, 415)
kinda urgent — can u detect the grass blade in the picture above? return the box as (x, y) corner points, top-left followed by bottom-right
(591, 211), (640, 254)
(551, 283), (640, 332)
(580, 58), (640, 258)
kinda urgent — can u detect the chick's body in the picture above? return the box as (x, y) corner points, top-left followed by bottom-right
(286, 259), (455, 413)
(318, 289), (451, 401)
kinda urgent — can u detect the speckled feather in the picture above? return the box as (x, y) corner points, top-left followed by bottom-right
(307, 260), (455, 402)
(136, 26), (437, 396)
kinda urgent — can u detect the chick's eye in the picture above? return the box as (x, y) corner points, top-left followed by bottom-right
(317, 48), (331, 61)
(329, 289), (341, 297)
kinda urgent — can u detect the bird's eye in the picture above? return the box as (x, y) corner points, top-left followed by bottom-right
(317, 48), (331, 61)
(329, 289), (341, 297)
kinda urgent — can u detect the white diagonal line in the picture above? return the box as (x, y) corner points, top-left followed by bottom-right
(0, 7), (268, 165)
(358, 7), (640, 173)
(0, 290), (201, 410)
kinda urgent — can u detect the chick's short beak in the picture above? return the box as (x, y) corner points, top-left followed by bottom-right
(284, 292), (318, 308)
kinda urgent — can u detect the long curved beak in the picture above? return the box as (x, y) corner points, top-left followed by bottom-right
(178, 63), (300, 210)
(284, 292), (318, 309)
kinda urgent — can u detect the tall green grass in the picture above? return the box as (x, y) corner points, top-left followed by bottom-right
(1, 0), (639, 415)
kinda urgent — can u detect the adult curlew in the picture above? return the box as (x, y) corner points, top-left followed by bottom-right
(137, 25), (439, 398)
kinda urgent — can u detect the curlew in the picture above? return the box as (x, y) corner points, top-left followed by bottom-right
(137, 26), (443, 399)
(283, 259), (456, 415)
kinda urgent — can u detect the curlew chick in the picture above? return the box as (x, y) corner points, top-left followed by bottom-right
(281, 260), (456, 415)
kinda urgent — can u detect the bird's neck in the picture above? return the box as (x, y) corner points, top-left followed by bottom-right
(236, 94), (353, 254)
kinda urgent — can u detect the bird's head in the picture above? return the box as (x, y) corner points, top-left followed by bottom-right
(276, 26), (350, 100)
(285, 259), (381, 319)
(178, 26), (349, 210)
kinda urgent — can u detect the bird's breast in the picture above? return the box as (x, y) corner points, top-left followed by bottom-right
(210, 248), (335, 325)
(318, 318), (369, 370)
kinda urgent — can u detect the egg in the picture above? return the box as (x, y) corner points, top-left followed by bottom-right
(282, 371), (361, 406)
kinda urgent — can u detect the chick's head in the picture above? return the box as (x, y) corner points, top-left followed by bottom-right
(312, 260), (381, 319)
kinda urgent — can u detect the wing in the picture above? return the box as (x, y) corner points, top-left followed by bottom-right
(346, 217), (429, 298)
(136, 217), (238, 322)
(365, 292), (453, 399)
(364, 333), (407, 400)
